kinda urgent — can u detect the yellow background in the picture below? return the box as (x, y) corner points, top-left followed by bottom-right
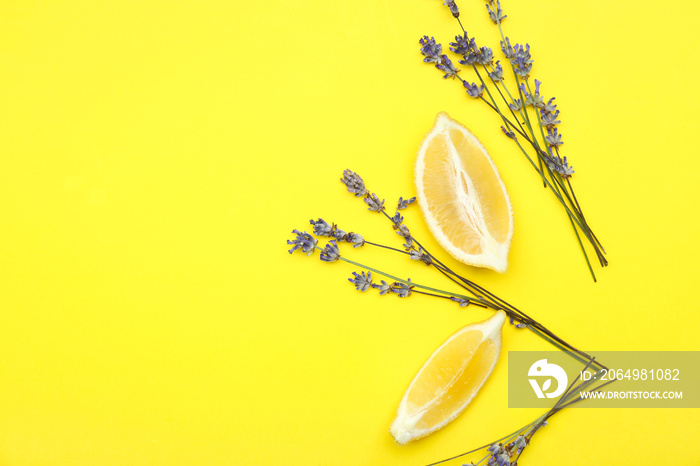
(1, 0), (698, 464)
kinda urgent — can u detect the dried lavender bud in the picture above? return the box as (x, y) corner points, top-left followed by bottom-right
(409, 247), (432, 265)
(488, 60), (504, 82)
(511, 43), (533, 78)
(331, 228), (348, 241)
(436, 54), (459, 79)
(391, 280), (413, 298)
(341, 169), (368, 197)
(443, 0), (459, 17)
(464, 81), (485, 98)
(459, 51), (479, 66)
(500, 37), (515, 60)
(501, 126), (516, 140)
(449, 35), (471, 55)
(477, 46), (493, 65)
(545, 128), (563, 147)
(486, 0), (507, 23)
(551, 155), (573, 176)
(394, 223), (411, 239)
(364, 193), (385, 212)
(508, 98), (522, 112)
(543, 97), (557, 113)
(519, 83), (534, 107)
(391, 212), (404, 226)
(372, 280), (391, 295)
(345, 232), (365, 248)
(510, 435), (528, 454)
(450, 297), (470, 307)
(493, 452), (512, 466)
(540, 109), (561, 128)
(513, 56), (532, 78)
(348, 271), (372, 292)
(320, 240), (340, 262)
(488, 443), (504, 456)
(532, 79), (545, 108)
(419, 36), (443, 64)
(309, 218), (333, 236)
(287, 230), (317, 256)
(397, 196), (416, 210)
(513, 43), (532, 62)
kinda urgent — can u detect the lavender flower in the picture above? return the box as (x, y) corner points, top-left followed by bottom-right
(490, 452), (511, 466)
(310, 218), (333, 236)
(364, 193), (385, 212)
(510, 435), (528, 454)
(501, 126), (516, 140)
(545, 127), (563, 147)
(320, 240), (340, 262)
(449, 35), (471, 56)
(391, 280), (414, 298)
(487, 443), (504, 456)
(477, 46), (494, 65)
(513, 56), (532, 78)
(419, 36), (443, 64)
(508, 98), (522, 112)
(511, 43), (533, 78)
(348, 271), (373, 292)
(543, 97), (557, 113)
(551, 155), (574, 177)
(459, 51), (479, 66)
(341, 169), (368, 197)
(409, 247), (432, 265)
(391, 212), (404, 226)
(500, 37), (515, 60)
(287, 230), (317, 256)
(332, 228), (348, 241)
(532, 79), (545, 108)
(540, 109), (561, 128)
(372, 280), (391, 295)
(443, 0), (459, 17)
(346, 232), (366, 248)
(394, 223), (411, 239)
(436, 54), (459, 79)
(519, 83), (534, 107)
(464, 81), (485, 98)
(513, 43), (532, 62)
(397, 196), (416, 210)
(486, 0), (506, 23)
(488, 61), (504, 82)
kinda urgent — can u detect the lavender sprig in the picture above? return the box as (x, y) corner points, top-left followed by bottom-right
(287, 169), (613, 463)
(292, 170), (606, 370)
(423, 0), (607, 281)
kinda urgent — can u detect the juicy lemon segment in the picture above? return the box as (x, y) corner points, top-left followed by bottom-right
(390, 311), (506, 445)
(416, 112), (513, 272)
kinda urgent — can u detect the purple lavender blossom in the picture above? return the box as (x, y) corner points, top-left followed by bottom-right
(287, 230), (317, 256)
(443, 0), (459, 17)
(464, 81), (485, 98)
(348, 271), (373, 292)
(310, 218), (333, 236)
(341, 169), (368, 197)
(320, 240), (340, 262)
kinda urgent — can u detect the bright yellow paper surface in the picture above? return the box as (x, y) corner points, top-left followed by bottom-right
(0, 0), (699, 464)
